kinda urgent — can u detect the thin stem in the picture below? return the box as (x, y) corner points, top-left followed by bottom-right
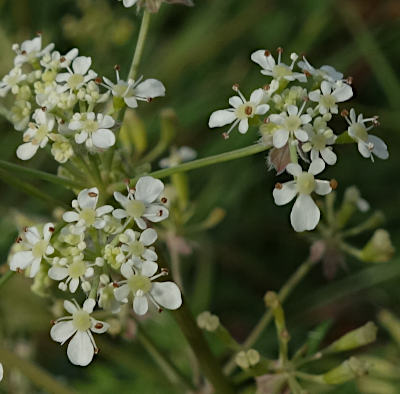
(0, 270), (15, 289)
(0, 160), (85, 189)
(224, 258), (315, 375)
(134, 143), (270, 182)
(0, 345), (77, 394)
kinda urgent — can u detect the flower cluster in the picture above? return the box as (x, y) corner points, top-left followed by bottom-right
(209, 48), (389, 232)
(0, 34), (165, 163)
(8, 176), (182, 366)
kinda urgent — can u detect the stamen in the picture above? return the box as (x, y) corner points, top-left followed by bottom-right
(88, 192), (98, 197)
(16, 236), (22, 243)
(95, 77), (102, 84)
(112, 282), (119, 288)
(50, 320), (56, 325)
(60, 56), (66, 63)
(345, 76), (353, 85)
(95, 322), (103, 329)
(340, 109), (349, 118)
(232, 83), (239, 92)
(264, 50), (271, 57)
(161, 197), (167, 204)
(49, 227), (55, 232)
(275, 183), (283, 190)
(263, 84), (270, 91)
(330, 179), (338, 190)
(41, 106), (47, 112)
(222, 132), (229, 140)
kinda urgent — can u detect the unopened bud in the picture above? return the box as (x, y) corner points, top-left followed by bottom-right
(197, 311), (220, 332)
(100, 274), (110, 285)
(81, 281), (91, 292)
(235, 349), (260, 370)
(264, 291), (279, 309)
(322, 357), (370, 385)
(360, 229), (394, 263)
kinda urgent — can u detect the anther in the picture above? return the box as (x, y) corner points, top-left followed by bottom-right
(372, 117), (380, 126)
(88, 192), (98, 197)
(94, 348), (100, 355)
(21, 50), (27, 55)
(114, 64), (121, 71)
(41, 106), (47, 112)
(340, 109), (349, 117)
(232, 83), (239, 92)
(36, 31), (42, 36)
(161, 268), (169, 274)
(16, 268), (23, 273)
(16, 236), (22, 243)
(245, 106), (253, 116)
(277, 47), (283, 54)
(263, 117), (269, 124)
(330, 179), (338, 190)
(346, 76), (353, 85)
(161, 197), (167, 204)
(263, 84), (270, 91)
(112, 282), (119, 288)
(264, 50), (271, 57)
(303, 70), (311, 77)
(49, 227), (55, 233)
(158, 308), (163, 313)
(50, 320), (56, 326)
(95, 323), (104, 329)
(158, 210), (163, 217)
(95, 77), (102, 84)
(146, 97), (153, 103)
(275, 182), (283, 190)
(222, 132), (230, 140)
(23, 226), (28, 232)
(60, 56), (66, 63)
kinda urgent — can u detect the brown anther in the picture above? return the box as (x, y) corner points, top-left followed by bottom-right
(88, 192), (98, 197)
(124, 178), (130, 185)
(275, 182), (283, 190)
(161, 197), (167, 204)
(303, 70), (311, 77)
(372, 117), (380, 126)
(95, 77), (102, 84)
(129, 188), (135, 194)
(263, 84), (270, 91)
(161, 268), (169, 274)
(112, 282), (119, 288)
(277, 47), (283, 53)
(232, 83), (239, 92)
(16, 236), (23, 243)
(16, 268), (23, 273)
(330, 179), (338, 190)
(299, 52), (306, 58)
(346, 76), (353, 85)
(114, 64), (121, 71)
(158, 210), (163, 216)
(21, 50), (27, 55)
(303, 96), (309, 102)
(23, 226), (28, 232)
(263, 117), (270, 124)
(158, 308), (163, 313)
(41, 106), (47, 112)
(60, 119), (65, 124)
(264, 50), (271, 57)
(60, 56), (66, 63)
(94, 348), (100, 355)
(340, 109), (349, 117)
(118, 242), (123, 247)
(244, 106), (253, 116)
(146, 97), (153, 103)
(95, 323), (104, 329)
(222, 132), (230, 140)
(49, 227), (55, 233)
(50, 320), (56, 326)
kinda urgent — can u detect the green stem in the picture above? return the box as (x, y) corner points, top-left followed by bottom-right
(0, 160), (85, 190)
(289, 141), (298, 164)
(134, 143), (269, 183)
(224, 258), (315, 375)
(172, 300), (235, 393)
(0, 345), (77, 394)
(0, 270), (15, 289)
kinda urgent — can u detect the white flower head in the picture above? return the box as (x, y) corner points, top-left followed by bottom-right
(114, 261), (182, 315)
(269, 103), (311, 149)
(298, 57), (344, 82)
(13, 35), (55, 66)
(69, 112), (116, 150)
(0, 67), (26, 97)
(48, 255), (94, 293)
(273, 158), (332, 232)
(113, 176), (169, 229)
(309, 80), (353, 115)
(50, 299), (109, 366)
(9, 223), (55, 277)
(302, 116), (337, 165)
(208, 86), (270, 138)
(251, 48), (307, 83)
(63, 188), (114, 233)
(344, 109), (388, 161)
(16, 109), (55, 160)
(102, 68), (165, 109)
(159, 146), (197, 168)
(56, 56), (97, 93)
(119, 228), (158, 263)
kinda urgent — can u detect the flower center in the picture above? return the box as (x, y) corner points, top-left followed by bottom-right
(67, 74), (84, 90)
(33, 124), (49, 144)
(68, 259), (86, 279)
(272, 64), (292, 79)
(125, 200), (146, 218)
(320, 94), (336, 109)
(128, 274), (152, 294)
(311, 134), (327, 150)
(32, 240), (48, 259)
(349, 123), (369, 142)
(284, 115), (302, 132)
(114, 82), (130, 97)
(296, 172), (316, 195)
(129, 240), (145, 257)
(83, 119), (99, 134)
(235, 103), (255, 120)
(72, 310), (91, 331)
(79, 208), (96, 226)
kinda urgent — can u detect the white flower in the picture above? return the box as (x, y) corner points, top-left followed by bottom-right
(69, 112), (116, 150)
(273, 159), (332, 232)
(114, 261), (182, 315)
(298, 57), (343, 82)
(344, 109), (388, 161)
(16, 109), (55, 160)
(9, 223), (55, 277)
(118, 0), (138, 7)
(309, 81), (353, 114)
(251, 49), (307, 82)
(0, 67), (26, 97)
(63, 188), (114, 233)
(159, 146), (197, 168)
(302, 116), (337, 165)
(50, 134), (74, 163)
(13, 35), (55, 66)
(102, 69), (165, 109)
(98, 284), (121, 313)
(208, 87), (270, 137)
(48, 255), (94, 293)
(269, 103), (311, 148)
(56, 56), (97, 93)
(113, 176), (169, 229)
(119, 228), (158, 263)
(50, 299), (109, 366)
(40, 48), (79, 70)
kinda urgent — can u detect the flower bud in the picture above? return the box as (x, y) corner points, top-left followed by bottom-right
(360, 229), (395, 263)
(197, 311), (220, 332)
(378, 310), (400, 346)
(235, 349), (260, 370)
(325, 322), (377, 353)
(322, 357), (370, 385)
(81, 281), (91, 292)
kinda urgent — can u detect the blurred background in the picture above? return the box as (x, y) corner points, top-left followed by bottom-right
(0, 0), (400, 392)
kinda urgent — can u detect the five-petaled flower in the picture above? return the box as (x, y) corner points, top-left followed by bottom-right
(119, 228), (158, 263)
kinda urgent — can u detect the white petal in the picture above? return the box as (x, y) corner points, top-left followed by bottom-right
(238, 118), (249, 134)
(369, 135), (389, 160)
(67, 331), (94, 366)
(75, 131), (88, 144)
(141, 260), (158, 277)
(135, 79), (165, 98)
(96, 205), (113, 216)
(135, 176), (164, 204)
(308, 90), (320, 102)
(320, 81), (332, 96)
(151, 282), (182, 310)
(249, 88), (264, 104)
(63, 211), (79, 223)
(29, 258), (41, 278)
(64, 300), (78, 314)
(121, 263), (134, 279)
(290, 194), (320, 232)
(50, 321), (76, 344)
(308, 158), (325, 175)
(124, 96), (138, 108)
(72, 56), (91, 75)
(273, 181), (297, 206)
(113, 192), (128, 206)
(320, 147), (337, 165)
(286, 163), (302, 177)
(10, 251), (34, 271)
(78, 188), (98, 209)
(48, 266), (68, 281)
(358, 141), (371, 158)
(229, 96), (242, 108)
(251, 49), (270, 70)
(333, 84), (353, 102)
(25, 226), (40, 244)
(83, 298), (96, 313)
(92, 129), (115, 149)
(114, 284), (130, 301)
(255, 104), (270, 115)
(16, 142), (39, 160)
(139, 228), (157, 246)
(112, 209), (128, 219)
(143, 204), (169, 222)
(69, 278), (79, 293)
(294, 129), (308, 142)
(99, 115), (115, 129)
(142, 249), (158, 261)
(287, 105), (298, 116)
(0, 363), (3, 381)
(133, 295), (148, 315)
(135, 217), (147, 230)
(208, 110), (236, 128)
(43, 223), (55, 241)
(315, 180), (332, 196)
(273, 129), (289, 148)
